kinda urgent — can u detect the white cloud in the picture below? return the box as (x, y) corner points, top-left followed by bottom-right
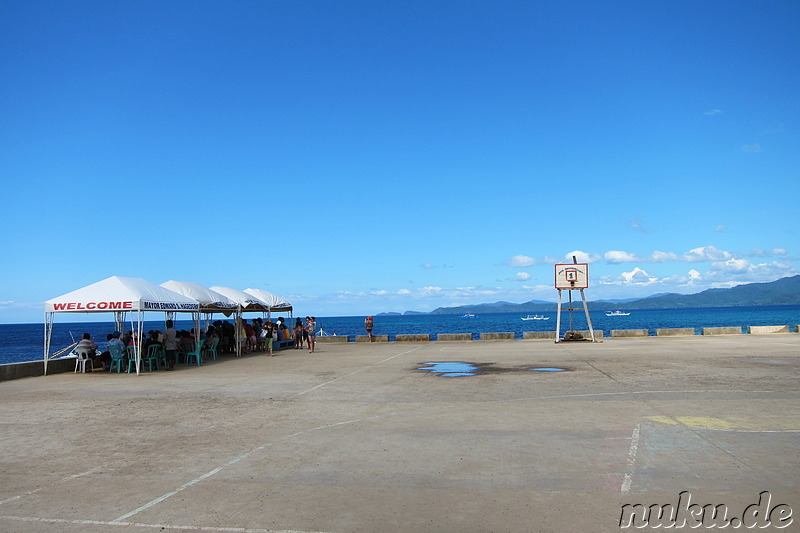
(514, 272), (531, 281)
(627, 217), (652, 234)
(683, 246), (732, 262)
(565, 250), (600, 263)
(419, 286), (443, 296)
(715, 225), (727, 232)
(620, 267), (658, 285)
(741, 144), (764, 153)
(704, 109), (722, 116)
(421, 263), (436, 269)
(397, 289), (411, 295)
(605, 250), (639, 264)
(650, 250), (678, 262)
(507, 255), (537, 267)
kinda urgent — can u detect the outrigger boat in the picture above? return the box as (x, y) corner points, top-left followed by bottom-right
(521, 314), (549, 320)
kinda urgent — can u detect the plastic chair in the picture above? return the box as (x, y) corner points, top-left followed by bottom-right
(74, 349), (94, 373)
(142, 344), (162, 372)
(108, 344), (125, 373)
(126, 345), (140, 373)
(185, 341), (203, 366)
(202, 338), (219, 361)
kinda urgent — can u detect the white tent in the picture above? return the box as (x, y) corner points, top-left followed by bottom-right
(160, 280), (237, 315)
(44, 276), (200, 375)
(208, 286), (269, 355)
(160, 280), (238, 348)
(243, 288), (293, 314)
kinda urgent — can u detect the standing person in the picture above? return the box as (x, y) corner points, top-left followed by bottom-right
(164, 320), (177, 371)
(294, 318), (304, 349)
(365, 316), (374, 342)
(265, 321), (274, 356)
(305, 316), (316, 353)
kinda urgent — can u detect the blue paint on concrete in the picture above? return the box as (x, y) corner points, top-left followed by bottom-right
(529, 367), (566, 372)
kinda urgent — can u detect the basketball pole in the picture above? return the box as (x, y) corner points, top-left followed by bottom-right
(554, 257), (599, 343)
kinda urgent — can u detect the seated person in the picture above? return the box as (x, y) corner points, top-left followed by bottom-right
(76, 333), (107, 372)
(142, 330), (162, 354)
(179, 331), (195, 352)
(96, 333), (121, 368)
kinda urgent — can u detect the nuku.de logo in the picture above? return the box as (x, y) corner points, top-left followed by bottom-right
(620, 491), (792, 529)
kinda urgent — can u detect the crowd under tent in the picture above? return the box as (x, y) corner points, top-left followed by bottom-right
(208, 286), (270, 355)
(243, 288), (293, 315)
(160, 280), (237, 342)
(44, 276), (200, 375)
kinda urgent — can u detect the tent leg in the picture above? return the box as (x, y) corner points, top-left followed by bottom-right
(43, 312), (54, 375)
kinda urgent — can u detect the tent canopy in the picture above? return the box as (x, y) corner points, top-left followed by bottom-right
(160, 280), (237, 315)
(46, 276), (199, 313)
(244, 288), (293, 313)
(209, 286), (269, 312)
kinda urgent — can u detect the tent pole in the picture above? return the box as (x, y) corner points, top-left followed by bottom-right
(43, 312), (54, 376)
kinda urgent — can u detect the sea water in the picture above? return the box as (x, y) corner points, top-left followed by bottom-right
(2, 305), (799, 366)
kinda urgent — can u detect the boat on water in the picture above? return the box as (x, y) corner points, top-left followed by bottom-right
(606, 310), (631, 316)
(521, 314), (549, 321)
(462, 313), (477, 318)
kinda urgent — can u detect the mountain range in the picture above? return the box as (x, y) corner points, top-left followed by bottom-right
(406, 275), (800, 315)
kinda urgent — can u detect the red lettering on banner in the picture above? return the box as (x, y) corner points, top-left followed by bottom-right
(53, 301), (133, 311)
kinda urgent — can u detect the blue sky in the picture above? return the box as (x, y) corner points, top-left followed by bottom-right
(1, 0), (798, 323)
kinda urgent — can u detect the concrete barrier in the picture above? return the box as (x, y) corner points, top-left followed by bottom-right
(355, 335), (390, 343)
(656, 328), (696, 336)
(316, 336), (349, 343)
(437, 333), (472, 341)
(523, 331), (556, 340)
(578, 330), (603, 339)
(748, 325), (791, 334)
(1, 358), (78, 382)
(611, 329), (649, 338)
(479, 332), (515, 341)
(702, 326), (742, 335)
(395, 334), (430, 342)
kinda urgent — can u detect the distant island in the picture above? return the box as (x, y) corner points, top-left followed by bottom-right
(399, 275), (800, 315)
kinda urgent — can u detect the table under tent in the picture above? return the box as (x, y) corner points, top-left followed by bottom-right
(44, 276), (200, 375)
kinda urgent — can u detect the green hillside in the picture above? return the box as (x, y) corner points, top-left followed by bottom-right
(427, 275), (800, 315)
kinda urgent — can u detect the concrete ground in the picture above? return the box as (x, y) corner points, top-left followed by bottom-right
(0, 335), (798, 532)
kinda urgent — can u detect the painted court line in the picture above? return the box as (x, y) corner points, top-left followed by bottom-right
(495, 388), (787, 403)
(112, 414), (392, 523)
(296, 346), (421, 396)
(0, 464), (107, 506)
(0, 515), (329, 532)
(620, 422), (641, 494)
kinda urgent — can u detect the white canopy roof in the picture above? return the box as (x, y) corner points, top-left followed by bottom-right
(244, 288), (292, 312)
(209, 286), (268, 311)
(160, 280), (237, 313)
(45, 276), (199, 313)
